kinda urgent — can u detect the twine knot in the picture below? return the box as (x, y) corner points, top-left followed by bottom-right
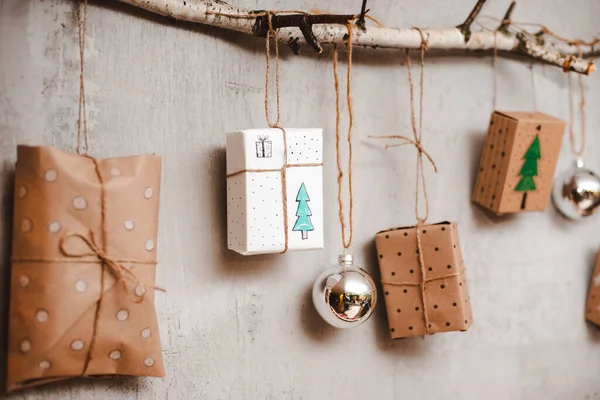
(60, 230), (164, 303)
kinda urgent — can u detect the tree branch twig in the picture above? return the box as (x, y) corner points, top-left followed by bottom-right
(498, 1), (516, 34)
(456, 0), (488, 43)
(113, 0), (596, 75)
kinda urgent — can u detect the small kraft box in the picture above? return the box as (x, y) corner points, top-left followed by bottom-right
(226, 128), (324, 255)
(585, 251), (600, 327)
(472, 111), (566, 214)
(375, 222), (473, 339)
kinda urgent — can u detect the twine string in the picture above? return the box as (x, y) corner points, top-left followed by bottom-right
(76, 0), (89, 155)
(568, 46), (586, 157)
(371, 29), (436, 335)
(530, 64), (537, 111)
(410, 28), (432, 334)
(71, 1), (165, 374)
(492, 29), (498, 110)
(332, 22), (356, 250)
(264, 12), (291, 252)
(265, 12), (281, 129)
(492, 30), (538, 111)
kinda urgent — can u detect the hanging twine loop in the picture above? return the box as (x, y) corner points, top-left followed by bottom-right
(264, 12), (282, 129)
(332, 21), (356, 250)
(492, 29), (537, 112)
(264, 12), (288, 252)
(568, 46), (586, 158)
(76, 0), (89, 154)
(371, 28), (438, 335)
(371, 28), (435, 224)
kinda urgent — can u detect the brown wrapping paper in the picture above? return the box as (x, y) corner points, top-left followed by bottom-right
(585, 251), (600, 327)
(472, 111), (566, 214)
(7, 145), (164, 392)
(375, 222), (473, 339)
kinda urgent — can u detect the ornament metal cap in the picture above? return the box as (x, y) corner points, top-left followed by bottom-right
(338, 254), (354, 265)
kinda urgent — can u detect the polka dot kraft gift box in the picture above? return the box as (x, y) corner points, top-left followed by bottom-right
(7, 145), (164, 392)
(375, 222), (473, 339)
(472, 111), (565, 214)
(226, 128), (324, 255)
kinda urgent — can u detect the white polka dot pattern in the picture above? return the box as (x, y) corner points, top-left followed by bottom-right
(19, 276), (30, 288)
(48, 221), (61, 233)
(21, 218), (32, 233)
(44, 169), (57, 182)
(144, 187), (154, 199)
(72, 196), (87, 210)
(70, 340), (84, 351)
(134, 285), (146, 298)
(124, 219), (135, 231)
(116, 309), (129, 321)
(75, 280), (87, 293)
(145, 238), (155, 251)
(36, 309), (49, 323)
(110, 167), (121, 176)
(39, 360), (51, 370)
(17, 185), (27, 198)
(19, 339), (32, 353)
(8, 147), (165, 383)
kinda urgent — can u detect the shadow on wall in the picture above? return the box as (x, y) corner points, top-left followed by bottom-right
(0, 162), (14, 394)
(360, 235), (430, 357)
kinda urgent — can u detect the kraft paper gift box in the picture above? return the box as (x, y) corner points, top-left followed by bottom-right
(226, 128), (324, 255)
(472, 111), (566, 214)
(586, 251), (600, 326)
(7, 145), (165, 392)
(375, 222), (473, 339)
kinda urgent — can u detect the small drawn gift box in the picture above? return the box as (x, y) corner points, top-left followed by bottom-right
(226, 128), (324, 255)
(472, 111), (565, 214)
(7, 145), (164, 392)
(255, 135), (273, 158)
(375, 221), (473, 339)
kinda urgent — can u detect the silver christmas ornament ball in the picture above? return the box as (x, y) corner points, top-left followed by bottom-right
(552, 159), (600, 220)
(312, 254), (377, 329)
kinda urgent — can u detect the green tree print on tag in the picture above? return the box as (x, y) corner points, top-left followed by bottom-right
(515, 134), (541, 209)
(292, 183), (314, 240)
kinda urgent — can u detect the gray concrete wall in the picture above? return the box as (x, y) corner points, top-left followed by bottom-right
(1, 0), (600, 398)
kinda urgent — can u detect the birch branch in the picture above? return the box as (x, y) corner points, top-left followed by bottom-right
(114, 0), (596, 75)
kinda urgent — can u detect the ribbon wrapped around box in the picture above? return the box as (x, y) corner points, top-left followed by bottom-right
(226, 128), (324, 255)
(375, 221), (473, 339)
(7, 145), (165, 392)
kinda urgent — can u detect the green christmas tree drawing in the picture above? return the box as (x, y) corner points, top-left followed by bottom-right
(292, 182), (314, 240)
(515, 134), (541, 209)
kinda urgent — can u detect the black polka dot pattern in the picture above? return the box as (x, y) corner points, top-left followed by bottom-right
(226, 128), (323, 255)
(374, 221), (473, 338)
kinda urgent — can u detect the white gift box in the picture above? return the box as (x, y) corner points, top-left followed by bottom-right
(226, 128), (324, 255)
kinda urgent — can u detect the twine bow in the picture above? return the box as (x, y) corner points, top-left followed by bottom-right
(59, 230), (164, 303)
(371, 28), (435, 225)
